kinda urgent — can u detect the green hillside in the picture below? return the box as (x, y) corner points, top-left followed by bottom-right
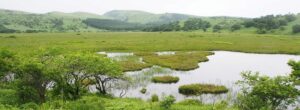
(103, 10), (193, 24)
(0, 9), (299, 34)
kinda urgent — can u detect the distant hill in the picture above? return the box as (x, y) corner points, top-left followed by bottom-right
(0, 9), (299, 34)
(104, 10), (193, 24)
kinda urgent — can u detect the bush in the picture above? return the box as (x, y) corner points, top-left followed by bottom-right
(140, 88), (147, 94)
(231, 24), (242, 32)
(292, 24), (300, 33)
(152, 76), (179, 83)
(151, 94), (159, 102)
(213, 25), (222, 33)
(236, 72), (299, 110)
(178, 84), (228, 95)
(160, 95), (176, 110)
(5, 35), (16, 39)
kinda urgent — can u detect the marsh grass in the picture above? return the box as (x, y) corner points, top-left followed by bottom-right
(178, 84), (228, 96)
(118, 61), (152, 72)
(112, 55), (152, 72)
(151, 75), (179, 83)
(1, 32), (300, 55)
(136, 51), (213, 71)
(140, 88), (147, 94)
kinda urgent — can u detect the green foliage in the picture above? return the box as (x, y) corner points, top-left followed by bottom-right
(151, 94), (159, 102)
(183, 18), (211, 32)
(15, 49), (61, 104)
(160, 95), (176, 110)
(140, 88), (147, 94)
(284, 14), (297, 22)
(84, 18), (144, 31)
(0, 25), (17, 33)
(51, 52), (94, 99)
(213, 25), (222, 32)
(230, 24), (242, 32)
(288, 60), (300, 85)
(236, 72), (299, 110)
(243, 14), (296, 34)
(151, 75), (179, 83)
(0, 49), (15, 80)
(85, 54), (123, 94)
(144, 21), (181, 32)
(292, 24), (300, 33)
(178, 84), (228, 95)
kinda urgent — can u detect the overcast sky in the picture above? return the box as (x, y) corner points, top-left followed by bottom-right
(0, 0), (300, 18)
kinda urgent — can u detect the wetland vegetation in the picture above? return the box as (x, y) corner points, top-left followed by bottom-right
(151, 75), (180, 83)
(0, 4), (300, 110)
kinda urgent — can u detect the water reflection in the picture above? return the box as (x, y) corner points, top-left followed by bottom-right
(96, 51), (300, 103)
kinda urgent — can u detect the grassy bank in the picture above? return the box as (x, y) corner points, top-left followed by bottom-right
(136, 51), (213, 70)
(0, 94), (237, 110)
(0, 32), (300, 55)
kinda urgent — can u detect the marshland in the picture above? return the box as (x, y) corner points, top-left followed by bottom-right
(1, 1), (300, 109)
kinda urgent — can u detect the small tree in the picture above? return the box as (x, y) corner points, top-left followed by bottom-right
(213, 25), (222, 33)
(236, 72), (299, 110)
(230, 24), (242, 32)
(292, 24), (300, 33)
(86, 55), (123, 94)
(15, 49), (61, 104)
(52, 52), (92, 100)
(288, 60), (300, 80)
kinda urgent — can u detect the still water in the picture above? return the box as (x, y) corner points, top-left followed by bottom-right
(97, 51), (300, 103)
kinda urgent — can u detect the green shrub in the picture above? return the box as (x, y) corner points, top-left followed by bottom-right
(140, 88), (147, 94)
(178, 84), (228, 95)
(152, 76), (179, 83)
(236, 72), (299, 110)
(292, 24), (300, 33)
(151, 94), (159, 102)
(160, 95), (176, 110)
(5, 35), (16, 39)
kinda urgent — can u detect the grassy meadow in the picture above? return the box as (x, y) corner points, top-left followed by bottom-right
(0, 32), (300, 55)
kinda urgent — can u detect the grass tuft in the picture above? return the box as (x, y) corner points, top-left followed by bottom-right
(178, 84), (228, 95)
(152, 75), (179, 83)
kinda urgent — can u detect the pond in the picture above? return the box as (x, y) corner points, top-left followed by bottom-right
(96, 51), (300, 103)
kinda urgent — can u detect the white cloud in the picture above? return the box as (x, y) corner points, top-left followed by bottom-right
(0, 0), (299, 17)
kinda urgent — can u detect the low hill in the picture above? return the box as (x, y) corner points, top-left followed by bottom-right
(103, 10), (193, 24)
(0, 9), (299, 34)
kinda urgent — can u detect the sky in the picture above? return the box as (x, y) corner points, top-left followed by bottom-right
(0, 0), (300, 18)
